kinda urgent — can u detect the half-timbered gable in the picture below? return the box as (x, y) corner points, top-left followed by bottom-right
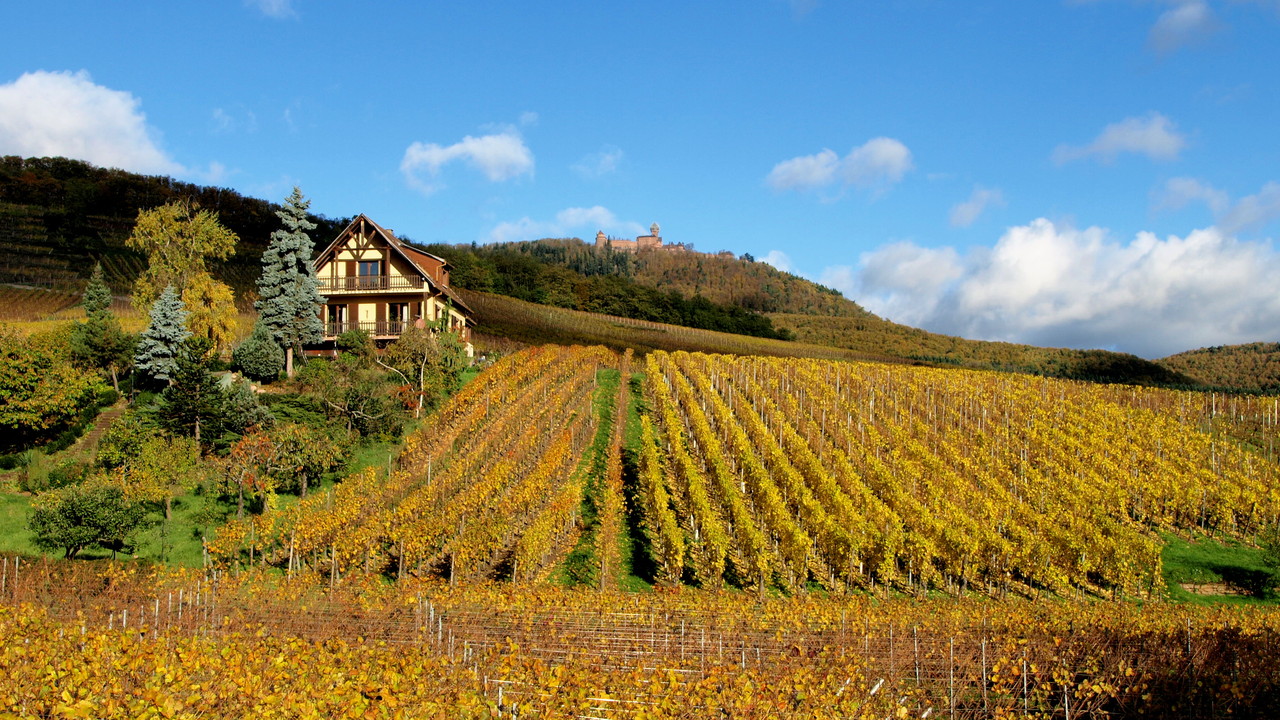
(310, 214), (473, 354)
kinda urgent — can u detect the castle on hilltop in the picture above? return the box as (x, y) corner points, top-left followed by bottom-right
(595, 222), (686, 253)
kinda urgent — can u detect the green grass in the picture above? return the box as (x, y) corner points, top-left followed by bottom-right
(0, 493), (38, 555)
(550, 368), (620, 587)
(1161, 532), (1278, 605)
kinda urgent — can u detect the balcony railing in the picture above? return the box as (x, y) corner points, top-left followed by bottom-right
(317, 275), (425, 293)
(323, 321), (412, 338)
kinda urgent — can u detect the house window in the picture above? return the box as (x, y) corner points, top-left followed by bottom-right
(358, 260), (382, 289)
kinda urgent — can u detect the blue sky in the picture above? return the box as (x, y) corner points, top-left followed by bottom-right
(2, 1), (1278, 358)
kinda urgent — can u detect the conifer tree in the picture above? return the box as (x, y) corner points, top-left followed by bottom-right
(232, 321), (285, 382)
(134, 286), (191, 385)
(82, 262), (112, 316)
(73, 262), (133, 392)
(256, 187), (324, 377)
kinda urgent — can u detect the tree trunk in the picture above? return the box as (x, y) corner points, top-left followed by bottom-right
(109, 366), (120, 393)
(165, 495), (172, 522)
(286, 346), (295, 378)
(237, 484), (245, 519)
(301, 475), (308, 498)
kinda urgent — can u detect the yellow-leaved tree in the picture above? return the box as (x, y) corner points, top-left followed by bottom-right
(128, 200), (239, 354)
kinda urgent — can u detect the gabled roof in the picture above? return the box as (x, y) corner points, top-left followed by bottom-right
(313, 213), (473, 315)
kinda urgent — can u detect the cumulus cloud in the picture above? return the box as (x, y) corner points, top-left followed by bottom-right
(949, 186), (1006, 227)
(572, 146), (623, 179)
(1149, 1), (1219, 53)
(761, 250), (793, 273)
(246, 0), (297, 19)
(767, 137), (913, 193)
(487, 206), (644, 244)
(401, 128), (534, 195)
(822, 218), (1280, 358)
(0, 70), (184, 175)
(1052, 113), (1186, 164)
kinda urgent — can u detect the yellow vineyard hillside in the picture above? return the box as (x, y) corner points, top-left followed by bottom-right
(637, 351), (1279, 596)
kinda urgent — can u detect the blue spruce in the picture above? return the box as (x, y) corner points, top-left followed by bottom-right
(134, 286), (190, 384)
(256, 186), (324, 377)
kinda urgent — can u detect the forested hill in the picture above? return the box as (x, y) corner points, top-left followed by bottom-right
(0, 156), (347, 296)
(1159, 343), (1280, 393)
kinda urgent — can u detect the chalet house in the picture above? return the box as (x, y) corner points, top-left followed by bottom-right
(310, 214), (473, 355)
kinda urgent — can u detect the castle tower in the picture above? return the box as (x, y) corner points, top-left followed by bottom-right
(595, 230), (608, 247)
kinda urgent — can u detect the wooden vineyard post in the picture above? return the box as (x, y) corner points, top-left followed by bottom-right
(913, 627), (920, 688)
(949, 636), (955, 720)
(982, 637), (988, 711)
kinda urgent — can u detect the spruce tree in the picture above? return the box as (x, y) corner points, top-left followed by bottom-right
(134, 286), (191, 385)
(256, 187), (324, 377)
(73, 262), (133, 392)
(82, 262), (112, 316)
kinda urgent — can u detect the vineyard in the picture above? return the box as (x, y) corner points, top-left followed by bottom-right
(206, 345), (625, 585)
(8, 345), (1280, 716)
(635, 352), (1280, 597)
(2, 559), (1280, 718)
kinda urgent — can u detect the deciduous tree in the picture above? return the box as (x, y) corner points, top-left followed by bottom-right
(29, 480), (147, 559)
(127, 200), (239, 353)
(0, 328), (106, 449)
(379, 323), (468, 418)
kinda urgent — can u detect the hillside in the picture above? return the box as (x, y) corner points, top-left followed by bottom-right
(430, 237), (1194, 387)
(456, 288), (900, 364)
(774, 313), (1195, 386)
(1159, 342), (1280, 393)
(0, 156), (346, 299)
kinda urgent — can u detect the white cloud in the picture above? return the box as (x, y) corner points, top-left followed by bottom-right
(766, 149), (839, 191)
(762, 250), (793, 273)
(1220, 182), (1280, 234)
(1052, 112), (1187, 164)
(1153, 177), (1230, 214)
(949, 186), (1006, 227)
(843, 137), (914, 187)
(246, 0), (297, 19)
(401, 128), (534, 195)
(1154, 178), (1280, 234)
(519, 111), (539, 127)
(487, 206), (644, 244)
(1149, 1), (1219, 53)
(572, 146), (623, 179)
(767, 137), (913, 193)
(0, 70), (184, 175)
(825, 218), (1280, 358)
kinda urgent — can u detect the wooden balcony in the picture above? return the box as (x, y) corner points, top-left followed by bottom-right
(323, 321), (412, 339)
(317, 275), (425, 294)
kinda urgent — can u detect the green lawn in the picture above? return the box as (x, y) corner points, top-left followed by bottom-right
(0, 493), (38, 556)
(1161, 532), (1278, 605)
